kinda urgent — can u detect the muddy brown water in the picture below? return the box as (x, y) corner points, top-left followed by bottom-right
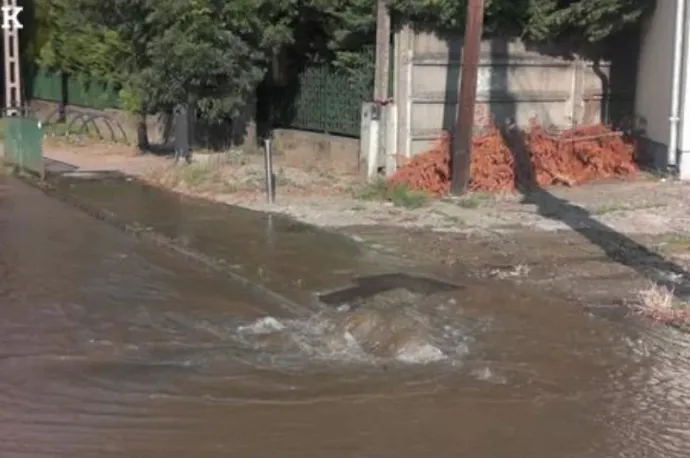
(1, 174), (689, 457)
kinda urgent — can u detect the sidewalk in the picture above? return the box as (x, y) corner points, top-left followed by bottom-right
(38, 140), (690, 237)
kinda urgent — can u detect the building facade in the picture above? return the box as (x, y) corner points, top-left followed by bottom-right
(636, 0), (690, 178)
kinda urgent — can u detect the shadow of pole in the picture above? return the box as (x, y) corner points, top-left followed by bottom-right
(443, 34), (462, 143)
(59, 73), (68, 123)
(490, 39), (537, 193)
(488, 39), (690, 299)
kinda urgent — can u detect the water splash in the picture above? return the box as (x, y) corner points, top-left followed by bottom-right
(233, 298), (472, 366)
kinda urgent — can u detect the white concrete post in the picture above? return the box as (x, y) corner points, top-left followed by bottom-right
(367, 108), (380, 179)
(385, 103), (398, 174)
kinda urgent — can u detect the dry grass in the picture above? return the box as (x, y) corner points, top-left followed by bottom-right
(444, 192), (494, 209)
(355, 178), (429, 209)
(144, 151), (358, 198)
(636, 282), (675, 312)
(145, 154), (251, 194)
(634, 282), (690, 326)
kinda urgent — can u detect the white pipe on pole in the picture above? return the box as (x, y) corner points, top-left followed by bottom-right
(668, 0), (686, 167)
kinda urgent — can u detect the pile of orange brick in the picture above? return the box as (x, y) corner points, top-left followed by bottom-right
(388, 122), (638, 194)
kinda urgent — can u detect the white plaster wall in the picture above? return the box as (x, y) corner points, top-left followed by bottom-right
(635, 0), (675, 146)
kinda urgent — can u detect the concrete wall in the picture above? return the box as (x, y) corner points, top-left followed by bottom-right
(30, 99), (361, 172)
(392, 26), (636, 158)
(272, 129), (360, 174)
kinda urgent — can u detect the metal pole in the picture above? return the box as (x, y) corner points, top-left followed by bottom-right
(3, 0), (21, 114)
(451, 0), (486, 195)
(263, 138), (275, 203)
(174, 104), (190, 164)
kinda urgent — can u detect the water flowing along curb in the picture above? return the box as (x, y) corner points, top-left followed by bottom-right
(17, 170), (311, 316)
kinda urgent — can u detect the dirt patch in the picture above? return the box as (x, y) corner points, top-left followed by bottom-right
(142, 150), (359, 203)
(44, 138), (140, 159)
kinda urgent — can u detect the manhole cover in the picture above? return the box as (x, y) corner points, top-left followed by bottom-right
(318, 273), (461, 307)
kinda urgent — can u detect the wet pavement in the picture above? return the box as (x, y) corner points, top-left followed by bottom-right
(1, 173), (689, 457)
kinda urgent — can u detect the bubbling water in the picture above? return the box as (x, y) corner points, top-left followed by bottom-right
(234, 290), (474, 366)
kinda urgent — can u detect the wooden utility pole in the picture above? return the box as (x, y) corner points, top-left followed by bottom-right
(451, 0), (486, 195)
(3, 0), (21, 114)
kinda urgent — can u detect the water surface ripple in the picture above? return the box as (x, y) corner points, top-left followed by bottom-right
(0, 177), (688, 457)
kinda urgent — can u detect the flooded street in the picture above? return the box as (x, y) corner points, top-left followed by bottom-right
(1, 175), (689, 457)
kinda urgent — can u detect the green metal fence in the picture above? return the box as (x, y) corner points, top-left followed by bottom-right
(3, 115), (45, 178)
(30, 62), (375, 138)
(31, 68), (120, 110)
(271, 64), (373, 137)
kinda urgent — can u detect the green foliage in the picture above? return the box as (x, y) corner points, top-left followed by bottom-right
(37, 0), (299, 121)
(391, 0), (656, 44)
(357, 179), (429, 208)
(37, 0), (128, 83)
(32, 0), (655, 124)
(118, 86), (143, 112)
(519, 0), (656, 43)
(141, 0), (289, 119)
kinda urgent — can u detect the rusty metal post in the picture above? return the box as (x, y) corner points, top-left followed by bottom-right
(451, 0), (486, 195)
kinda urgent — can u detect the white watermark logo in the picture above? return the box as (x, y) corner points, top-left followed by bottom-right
(1, 7), (22, 30)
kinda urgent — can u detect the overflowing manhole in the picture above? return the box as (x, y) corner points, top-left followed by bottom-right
(317, 273), (462, 308)
(228, 273), (471, 366)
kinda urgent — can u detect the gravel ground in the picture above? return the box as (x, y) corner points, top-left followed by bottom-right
(37, 143), (690, 238)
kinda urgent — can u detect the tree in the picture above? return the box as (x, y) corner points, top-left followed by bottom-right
(37, 0), (127, 82)
(391, 0), (656, 45)
(37, 0), (302, 146)
(33, 0), (655, 142)
(140, 0), (295, 121)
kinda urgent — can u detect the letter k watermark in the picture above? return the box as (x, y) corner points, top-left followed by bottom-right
(1, 6), (22, 30)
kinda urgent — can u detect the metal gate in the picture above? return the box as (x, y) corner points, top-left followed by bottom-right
(3, 112), (44, 178)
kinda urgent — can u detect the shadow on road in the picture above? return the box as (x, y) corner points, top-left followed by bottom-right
(488, 39), (690, 300)
(521, 185), (690, 298)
